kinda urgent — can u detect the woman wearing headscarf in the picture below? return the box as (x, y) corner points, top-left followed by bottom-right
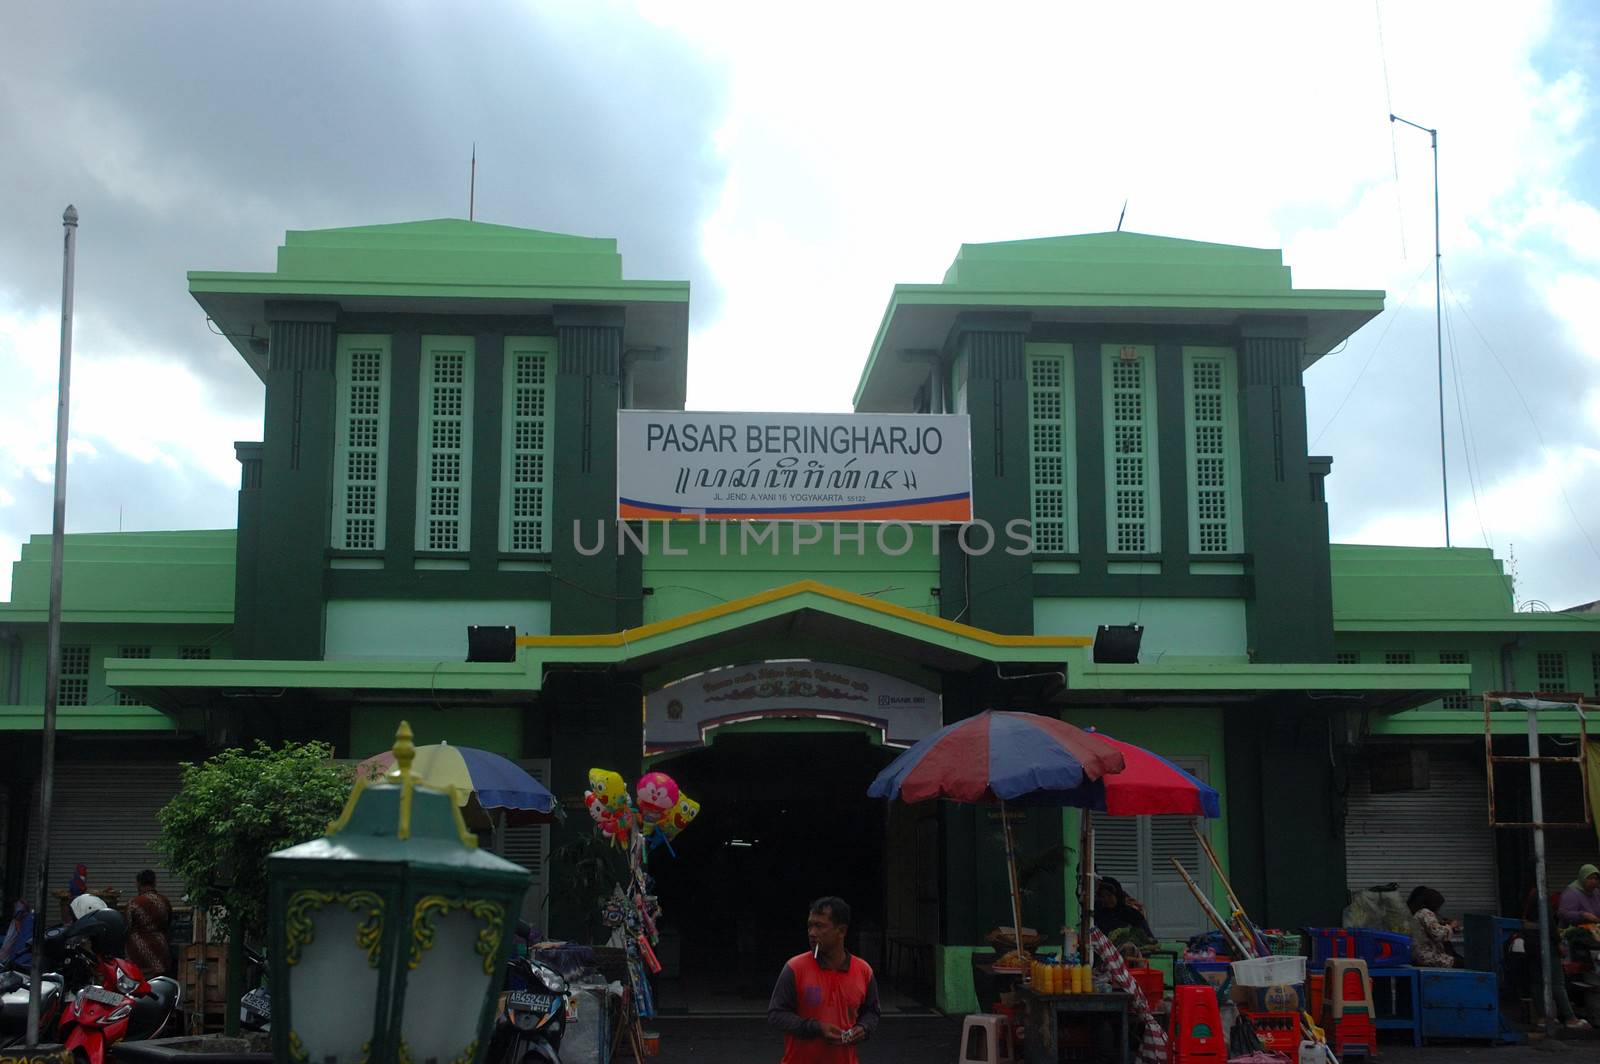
(0, 899), (34, 968)
(1093, 876), (1155, 946)
(1557, 863), (1600, 926)
(1407, 886), (1460, 968)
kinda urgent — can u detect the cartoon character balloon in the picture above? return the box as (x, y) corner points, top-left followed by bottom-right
(585, 767), (637, 848)
(660, 794), (701, 840)
(636, 772), (681, 829)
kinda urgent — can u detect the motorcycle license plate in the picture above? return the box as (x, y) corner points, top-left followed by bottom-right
(82, 987), (123, 1007)
(508, 990), (555, 1013)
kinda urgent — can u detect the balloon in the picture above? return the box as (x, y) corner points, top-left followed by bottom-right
(636, 772), (680, 826)
(660, 794), (700, 840)
(588, 768), (628, 812)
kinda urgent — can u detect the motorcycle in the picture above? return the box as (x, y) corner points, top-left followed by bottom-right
(239, 945), (271, 1033)
(49, 908), (182, 1064)
(0, 965), (65, 1049)
(485, 955), (573, 1064)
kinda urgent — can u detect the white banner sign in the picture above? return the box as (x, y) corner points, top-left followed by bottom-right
(617, 410), (972, 522)
(644, 661), (942, 754)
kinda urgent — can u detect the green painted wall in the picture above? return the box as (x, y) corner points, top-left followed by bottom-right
(1035, 597), (1247, 659)
(1225, 703), (1349, 929)
(350, 706), (524, 758)
(638, 523), (941, 626)
(324, 599), (551, 659)
(251, 310), (339, 659)
(1236, 330), (1334, 662)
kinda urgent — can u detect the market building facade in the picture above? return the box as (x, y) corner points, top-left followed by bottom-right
(3, 221), (1596, 1012)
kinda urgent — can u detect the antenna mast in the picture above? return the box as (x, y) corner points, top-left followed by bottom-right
(469, 143), (476, 221)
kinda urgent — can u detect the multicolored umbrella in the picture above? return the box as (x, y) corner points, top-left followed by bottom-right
(357, 742), (560, 825)
(866, 710), (1126, 804)
(1088, 733), (1221, 818)
(868, 711), (1128, 962)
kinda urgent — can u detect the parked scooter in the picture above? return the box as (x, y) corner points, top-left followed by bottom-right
(485, 954), (573, 1064)
(0, 965), (65, 1048)
(49, 908), (182, 1064)
(238, 945), (271, 1032)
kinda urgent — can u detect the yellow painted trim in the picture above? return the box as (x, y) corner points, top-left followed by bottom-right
(514, 579), (1093, 651)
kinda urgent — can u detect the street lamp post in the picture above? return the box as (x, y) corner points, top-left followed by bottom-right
(267, 722), (531, 1063)
(1390, 113), (1450, 548)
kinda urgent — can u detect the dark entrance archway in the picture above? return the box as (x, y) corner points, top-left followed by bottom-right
(646, 727), (904, 1014)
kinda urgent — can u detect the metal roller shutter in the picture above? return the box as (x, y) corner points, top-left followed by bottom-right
(1542, 828), (1600, 897)
(22, 762), (182, 910)
(1346, 747), (1499, 917)
(493, 759), (551, 934)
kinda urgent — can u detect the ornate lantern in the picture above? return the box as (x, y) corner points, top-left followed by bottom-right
(267, 722), (531, 1063)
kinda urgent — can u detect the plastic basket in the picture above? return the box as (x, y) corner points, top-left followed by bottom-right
(1231, 954), (1307, 987)
(1261, 931), (1304, 957)
(1306, 927), (1357, 966)
(1354, 928), (1410, 968)
(1242, 1010), (1301, 1053)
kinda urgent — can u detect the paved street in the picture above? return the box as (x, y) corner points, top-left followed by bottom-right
(650, 1015), (1600, 1062)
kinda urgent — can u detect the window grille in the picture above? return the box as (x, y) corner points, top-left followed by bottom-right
(1026, 345), (1075, 554)
(1104, 345), (1158, 554)
(1537, 651), (1566, 693)
(1593, 653), (1600, 698)
(60, 644), (89, 706)
(1183, 349), (1240, 553)
(1385, 651), (1414, 665)
(1438, 651), (1472, 709)
(416, 337), (475, 552)
(116, 646), (150, 705)
(1334, 651), (1359, 665)
(500, 338), (553, 553)
(180, 646), (212, 660)
(333, 335), (391, 550)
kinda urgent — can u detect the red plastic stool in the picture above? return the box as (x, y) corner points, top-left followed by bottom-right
(1168, 984), (1224, 1062)
(1331, 1016), (1378, 1058)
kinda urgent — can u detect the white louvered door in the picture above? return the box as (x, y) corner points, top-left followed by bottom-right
(494, 759), (552, 934)
(1091, 757), (1212, 939)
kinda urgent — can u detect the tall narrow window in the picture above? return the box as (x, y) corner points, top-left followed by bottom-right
(116, 646), (151, 705)
(1026, 344), (1076, 554)
(1103, 344), (1159, 554)
(333, 335), (391, 550)
(501, 337), (553, 553)
(1183, 348), (1241, 554)
(1537, 652), (1567, 693)
(60, 645), (89, 706)
(1439, 651), (1472, 709)
(416, 336), (475, 552)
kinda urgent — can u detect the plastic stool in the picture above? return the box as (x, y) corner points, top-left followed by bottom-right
(1169, 984), (1225, 1062)
(1323, 958), (1374, 1022)
(959, 1013), (1015, 1064)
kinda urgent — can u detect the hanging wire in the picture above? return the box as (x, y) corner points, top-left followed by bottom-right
(1311, 263), (1435, 447)
(1440, 277), (1494, 552)
(1443, 278), (1600, 568)
(1375, 0), (1408, 259)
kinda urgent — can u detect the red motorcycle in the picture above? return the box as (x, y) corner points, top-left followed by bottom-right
(48, 909), (181, 1064)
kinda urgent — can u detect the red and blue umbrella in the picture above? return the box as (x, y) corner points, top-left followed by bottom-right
(867, 710), (1126, 804)
(1092, 733), (1221, 818)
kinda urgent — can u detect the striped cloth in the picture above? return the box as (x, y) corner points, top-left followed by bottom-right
(1089, 926), (1170, 1064)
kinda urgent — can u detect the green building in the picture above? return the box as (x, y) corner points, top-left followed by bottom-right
(2, 221), (1595, 1013)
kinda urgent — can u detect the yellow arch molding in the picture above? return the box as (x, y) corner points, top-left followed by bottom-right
(514, 579), (1093, 651)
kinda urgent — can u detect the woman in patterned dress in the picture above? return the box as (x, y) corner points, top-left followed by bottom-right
(126, 870), (172, 977)
(1407, 886), (1461, 968)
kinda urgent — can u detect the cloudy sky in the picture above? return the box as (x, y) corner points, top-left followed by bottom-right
(2, 0), (1597, 610)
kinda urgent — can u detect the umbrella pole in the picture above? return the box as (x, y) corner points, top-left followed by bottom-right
(999, 800), (1026, 961)
(1080, 812), (1093, 963)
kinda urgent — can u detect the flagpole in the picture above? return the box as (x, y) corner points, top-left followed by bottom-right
(28, 205), (77, 1047)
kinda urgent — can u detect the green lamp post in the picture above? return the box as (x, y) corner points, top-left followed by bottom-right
(267, 722), (531, 1064)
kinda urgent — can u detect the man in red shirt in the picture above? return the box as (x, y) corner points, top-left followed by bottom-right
(767, 896), (881, 1063)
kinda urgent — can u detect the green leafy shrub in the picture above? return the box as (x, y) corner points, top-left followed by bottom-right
(153, 741), (352, 937)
